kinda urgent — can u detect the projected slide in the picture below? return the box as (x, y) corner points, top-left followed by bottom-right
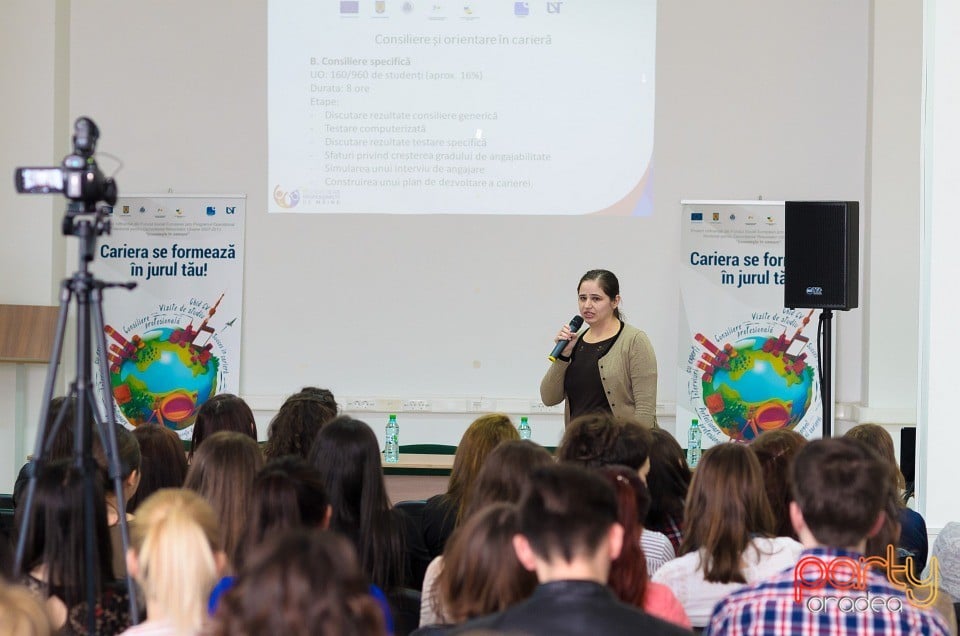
(268, 1), (656, 214)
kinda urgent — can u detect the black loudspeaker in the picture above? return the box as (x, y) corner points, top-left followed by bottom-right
(784, 201), (859, 310)
(899, 426), (916, 485)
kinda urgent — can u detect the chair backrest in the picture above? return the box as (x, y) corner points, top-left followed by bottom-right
(387, 586), (422, 636)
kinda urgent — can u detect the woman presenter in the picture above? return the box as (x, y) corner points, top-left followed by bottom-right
(540, 269), (658, 428)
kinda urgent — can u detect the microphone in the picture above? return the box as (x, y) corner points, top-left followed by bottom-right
(548, 315), (584, 362)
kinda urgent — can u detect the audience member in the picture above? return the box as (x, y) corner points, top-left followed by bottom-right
(263, 387), (338, 460)
(421, 413), (520, 558)
(705, 438), (950, 635)
(209, 529), (386, 636)
(189, 394), (257, 461)
(845, 423), (928, 576)
(13, 396), (79, 507)
(597, 465), (691, 629)
(93, 425), (141, 579)
(0, 580), (53, 636)
(15, 460), (133, 634)
(127, 424), (188, 513)
(415, 504), (536, 633)
(652, 443), (802, 628)
(237, 456), (330, 568)
(556, 413), (674, 573)
(749, 428), (807, 539)
(309, 416), (430, 591)
(419, 440), (553, 626)
(183, 431), (264, 569)
(448, 464), (688, 635)
(644, 428), (691, 553)
(121, 489), (225, 635)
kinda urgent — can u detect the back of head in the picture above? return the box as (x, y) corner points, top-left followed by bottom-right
(211, 529), (385, 636)
(0, 581), (53, 636)
(437, 503), (537, 623)
(308, 416), (402, 589)
(43, 396), (79, 461)
(93, 425), (142, 489)
(750, 428), (807, 538)
(129, 489), (221, 633)
(448, 414), (521, 521)
(843, 424), (906, 490)
(190, 393), (257, 458)
(240, 457), (329, 565)
(184, 431), (264, 566)
(597, 466), (650, 606)
(518, 464), (618, 564)
(463, 440), (555, 519)
(680, 443), (774, 583)
(645, 429), (691, 530)
(791, 437), (890, 549)
(16, 460), (113, 607)
(264, 389), (338, 460)
(128, 425), (188, 513)
(557, 413), (651, 470)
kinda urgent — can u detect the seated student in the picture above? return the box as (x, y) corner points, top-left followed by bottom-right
(651, 443), (802, 628)
(557, 413), (675, 574)
(127, 424), (188, 513)
(644, 429), (692, 553)
(448, 464), (689, 636)
(13, 396), (79, 507)
(121, 489), (225, 636)
(421, 413), (520, 559)
(705, 438), (950, 636)
(749, 428), (807, 539)
(16, 460), (134, 634)
(94, 425), (141, 579)
(263, 387), (338, 461)
(598, 465), (691, 630)
(0, 580), (53, 636)
(209, 529), (386, 635)
(189, 393), (257, 461)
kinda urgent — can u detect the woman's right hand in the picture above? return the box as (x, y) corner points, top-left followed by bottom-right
(555, 324), (580, 358)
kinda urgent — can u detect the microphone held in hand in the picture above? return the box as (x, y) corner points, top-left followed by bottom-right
(548, 315), (584, 362)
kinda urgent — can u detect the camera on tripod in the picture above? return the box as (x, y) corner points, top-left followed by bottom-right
(14, 117), (117, 208)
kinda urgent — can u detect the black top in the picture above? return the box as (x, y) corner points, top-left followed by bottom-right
(446, 580), (690, 636)
(21, 575), (133, 635)
(421, 494), (458, 559)
(564, 325), (622, 420)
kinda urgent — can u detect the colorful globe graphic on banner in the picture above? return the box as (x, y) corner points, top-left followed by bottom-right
(701, 336), (814, 441)
(108, 327), (218, 429)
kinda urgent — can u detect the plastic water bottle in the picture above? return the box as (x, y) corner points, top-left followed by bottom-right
(518, 416), (532, 440)
(384, 414), (399, 463)
(687, 419), (702, 468)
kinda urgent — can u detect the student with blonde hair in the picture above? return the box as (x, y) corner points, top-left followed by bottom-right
(0, 581), (53, 636)
(121, 489), (225, 635)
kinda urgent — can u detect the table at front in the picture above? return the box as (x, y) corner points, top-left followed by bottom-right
(382, 453), (454, 503)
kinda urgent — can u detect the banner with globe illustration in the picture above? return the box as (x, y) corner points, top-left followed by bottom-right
(91, 194), (245, 440)
(677, 200), (823, 448)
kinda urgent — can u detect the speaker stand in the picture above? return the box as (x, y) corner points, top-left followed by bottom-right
(819, 309), (834, 438)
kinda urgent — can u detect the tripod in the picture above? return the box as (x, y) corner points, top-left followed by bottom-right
(13, 201), (139, 631)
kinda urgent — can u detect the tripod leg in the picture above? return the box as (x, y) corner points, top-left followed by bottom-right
(89, 284), (140, 623)
(13, 280), (74, 577)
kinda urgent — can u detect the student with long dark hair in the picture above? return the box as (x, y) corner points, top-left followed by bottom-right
(644, 429), (691, 552)
(189, 394), (257, 461)
(651, 443), (802, 629)
(749, 428), (807, 540)
(308, 416), (429, 592)
(16, 460), (133, 634)
(263, 388), (339, 460)
(127, 424), (188, 513)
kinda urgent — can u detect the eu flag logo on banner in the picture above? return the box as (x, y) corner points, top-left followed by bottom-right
(340, 1), (359, 14)
(691, 212), (703, 222)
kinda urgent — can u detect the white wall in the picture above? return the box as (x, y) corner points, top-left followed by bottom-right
(0, 1), (928, 500)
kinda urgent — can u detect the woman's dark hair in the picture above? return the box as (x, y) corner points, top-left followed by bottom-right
(750, 428), (807, 539)
(15, 460), (113, 609)
(264, 389), (338, 461)
(42, 396), (79, 460)
(556, 413), (651, 471)
(679, 443), (774, 583)
(579, 269), (623, 321)
(127, 425), (189, 513)
(238, 456), (329, 568)
(308, 416), (405, 590)
(93, 425), (141, 488)
(645, 429), (691, 543)
(598, 465), (651, 607)
(190, 394), (257, 460)
(184, 431), (264, 568)
(445, 414), (519, 525)
(211, 529), (385, 636)
(435, 503), (537, 623)
(463, 440), (555, 519)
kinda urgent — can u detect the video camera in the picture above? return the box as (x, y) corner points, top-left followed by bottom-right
(14, 117), (117, 208)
